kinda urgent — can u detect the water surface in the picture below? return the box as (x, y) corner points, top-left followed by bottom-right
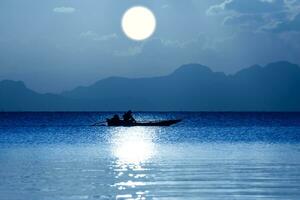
(0, 112), (300, 199)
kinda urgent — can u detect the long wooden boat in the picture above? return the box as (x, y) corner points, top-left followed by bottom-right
(104, 119), (182, 127)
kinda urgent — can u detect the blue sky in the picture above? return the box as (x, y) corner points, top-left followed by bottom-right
(0, 0), (300, 92)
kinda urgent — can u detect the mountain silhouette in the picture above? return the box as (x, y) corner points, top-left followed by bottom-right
(1, 61), (300, 111)
(0, 80), (72, 111)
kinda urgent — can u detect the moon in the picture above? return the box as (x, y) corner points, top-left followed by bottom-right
(121, 6), (156, 41)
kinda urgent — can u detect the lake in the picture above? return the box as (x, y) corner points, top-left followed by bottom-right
(0, 112), (300, 199)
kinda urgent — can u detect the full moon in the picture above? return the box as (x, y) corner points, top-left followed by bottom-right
(122, 6), (156, 41)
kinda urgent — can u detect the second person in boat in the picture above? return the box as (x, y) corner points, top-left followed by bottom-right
(123, 110), (136, 124)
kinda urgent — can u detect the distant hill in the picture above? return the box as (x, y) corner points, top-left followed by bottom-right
(1, 61), (300, 111)
(0, 80), (71, 111)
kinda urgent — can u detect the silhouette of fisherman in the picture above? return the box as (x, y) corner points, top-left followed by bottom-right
(123, 110), (136, 123)
(110, 114), (121, 124)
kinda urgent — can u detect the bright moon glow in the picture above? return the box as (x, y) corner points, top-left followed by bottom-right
(122, 6), (156, 41)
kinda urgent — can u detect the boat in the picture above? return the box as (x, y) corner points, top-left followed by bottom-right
(93, 119), (182, 127)
(107, 119), (181, 127)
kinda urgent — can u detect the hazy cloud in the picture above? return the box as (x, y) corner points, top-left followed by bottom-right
(206, 0), (232, 15)
(53, 7), (76, 14)
(208, 0), (284, 15)
(80, 31), (118, 41)
(207, 0), (300, 34)
(273, 14), (300, 32)
(224, 0), (283, 14)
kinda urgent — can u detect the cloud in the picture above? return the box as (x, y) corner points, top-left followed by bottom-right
(80, 31), (118, 41)
(53, 7), (76, 14)
(225, 0), (283, 14)
(224, 14), (264, 27)
(272, 14), (300, 32)
(206, 0), (300, 34)
(207, 0), (284, 15)
(284, 0), (300, 19)
(206, 0), (233, 15)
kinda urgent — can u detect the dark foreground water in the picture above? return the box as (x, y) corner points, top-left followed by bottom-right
(0, 112), (300, 200)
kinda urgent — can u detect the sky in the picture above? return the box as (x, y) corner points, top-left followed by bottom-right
(0, 0), (300, 93)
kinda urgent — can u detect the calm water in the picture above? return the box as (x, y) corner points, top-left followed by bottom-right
(0, 112), (300, 200)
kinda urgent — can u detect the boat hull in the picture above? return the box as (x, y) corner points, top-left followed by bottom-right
(107, 119), (181, 127)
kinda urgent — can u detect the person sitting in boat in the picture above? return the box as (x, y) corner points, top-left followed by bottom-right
(123, 110), (136, 123)
(110, 114), (121, 124)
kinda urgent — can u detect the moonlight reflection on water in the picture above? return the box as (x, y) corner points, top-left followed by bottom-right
(110, 127), (157, 165)
(109, 127), (159, 199)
